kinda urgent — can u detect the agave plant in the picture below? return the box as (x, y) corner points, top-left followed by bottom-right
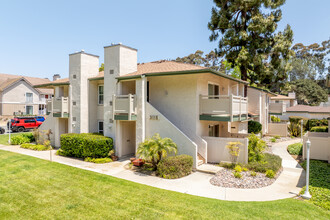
(137, 133), (177, 168)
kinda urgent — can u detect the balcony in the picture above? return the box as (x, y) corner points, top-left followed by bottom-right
(199, 95), (248, 122)
(112, 94), (137, 121)
(47, 97), (69, 118)
(269, 102), (286, 115)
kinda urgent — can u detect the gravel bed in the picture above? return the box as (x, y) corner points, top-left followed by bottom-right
(210, 168), (282, 189)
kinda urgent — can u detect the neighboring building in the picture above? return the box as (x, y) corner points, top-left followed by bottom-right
(35, 44), (251, 168)
(283, 105), (330, 120)
(269, 93), (297, 121)
(0, 73), (54, 116)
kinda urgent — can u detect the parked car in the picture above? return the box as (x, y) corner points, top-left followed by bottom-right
(0, 127), (5, 134)
(7, 117), (43, 132)
(35, 116), (45, 122)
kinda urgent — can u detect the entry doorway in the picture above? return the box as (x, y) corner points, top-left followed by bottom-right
(120, 121), (136, 157)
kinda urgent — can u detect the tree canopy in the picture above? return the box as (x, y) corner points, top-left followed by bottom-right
(175, 50), (222, 71)
(208, 0), (294, 89)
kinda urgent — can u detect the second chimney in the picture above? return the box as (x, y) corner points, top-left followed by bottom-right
(53, 74), (61, 81)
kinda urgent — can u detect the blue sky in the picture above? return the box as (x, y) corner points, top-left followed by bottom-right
(0, 0), (329, 80)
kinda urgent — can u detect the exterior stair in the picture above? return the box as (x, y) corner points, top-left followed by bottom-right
(197, 153), (205, 166)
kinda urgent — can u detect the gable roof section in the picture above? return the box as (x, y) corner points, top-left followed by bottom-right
(0, 73), (54, 94)
(286, 105), (330, 113)
(34, 78), (70, 88)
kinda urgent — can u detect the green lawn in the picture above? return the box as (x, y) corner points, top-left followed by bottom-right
(0, 133), (30, 145)
(0, 151), (329, 219)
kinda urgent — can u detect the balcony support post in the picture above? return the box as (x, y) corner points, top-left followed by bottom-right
(128, 94), (132, 121)
(112, 94), (116, 120)
(230, 94), (233, 122)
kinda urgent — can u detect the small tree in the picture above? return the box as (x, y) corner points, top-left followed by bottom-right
(137, 134), (178, 169)
(226, 142), (242, 164)
(248, 133), (266, 162)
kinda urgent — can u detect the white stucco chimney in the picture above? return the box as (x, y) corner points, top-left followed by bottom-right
(53, 74), (60, 81)
(69, 50), (99, 134)
(103, 44), (138, 142)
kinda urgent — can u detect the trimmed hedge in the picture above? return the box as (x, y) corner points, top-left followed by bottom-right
(84, 157), (112, 163)
(21, 143), (51, 151)
(157, 155), (193, 179)
(248, 120), (262, 134)
(306, 119), (328, 131)
(287, 143), (303, 155)
(310, 126), (328, 132)
(247, 153), (282, 173)
(11, 136), (30, 145)
(60, 133), (113, 159)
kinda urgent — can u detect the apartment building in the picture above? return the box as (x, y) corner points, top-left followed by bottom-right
(36, 44), (252, 168)
(0, 73), (54, 116)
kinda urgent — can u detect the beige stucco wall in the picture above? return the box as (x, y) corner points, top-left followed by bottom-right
(204, 136), (248, 164)
(1, 103), (39, 115)
(146, 102), (198, 168)
(303, 132), (330, 162)
(268, 123), (288, 137)
(88, 80), (104, 133)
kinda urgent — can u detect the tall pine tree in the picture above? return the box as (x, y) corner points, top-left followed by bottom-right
(208, 0), (294, 91)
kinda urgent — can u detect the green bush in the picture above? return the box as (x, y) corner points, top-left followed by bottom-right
(10, 135), (30, 145)
(21, 133), (35, 142)
(21, 143), (51, 151)
(248, 120), (262, 134)
(270, 137), (276, 143)
(247, 153), (282, 173)
(84, 157), (112, 163)
(288, 116), (308, 137)
(300, 160), (330, 210)
(242, 167), (248, 172)
(60, 133), (113, 159)
(271, 116), (281, 123)
(306, 119), (328, 131)
(233, 171), (242, 178)
(310, 126), (328, 132)
(234, 165), (242, 173)
(250, 171), (257, 177)
(265, 170), (275, 178)
(248, 133), (267, 162)
(287, 143), (303, 155)
(157, 155), (193, 179)
(274, 135), (281, 139)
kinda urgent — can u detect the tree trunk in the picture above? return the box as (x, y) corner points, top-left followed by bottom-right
(241, 67), (248, 97)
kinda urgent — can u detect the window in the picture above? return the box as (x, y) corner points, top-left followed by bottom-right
(26, 106), (33, 115)
(98, 85), (104, 105)
(208, 83), (219, 99)
(26, 93), (33, 103)
(24, 119), (35, 123)
(208, 124), (219, 137)
(98, 121), (104, 134)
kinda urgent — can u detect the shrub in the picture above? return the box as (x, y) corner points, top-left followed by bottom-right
(21, 143), (51, 151)
(248, 120), (262, 134)
(84, 157), (112, 163)
(242, 167), (248, 172)
(288, 116), (308, 137)
(271, 116), (281, 123)
(248, 133), (266, 162)
(137, 133), (177, 168)
(10, 135), (30, 145)
(247, 153), (282, 173)
(270, 137), (276, 143)
(21, 133), (35, 142)
(234, 165), (242, 173)
(306, 119), (328, 131)
(287, 143), (303, 155)
(250, 171), (257, 177)
(225, 141), (242, 163)
(60, 133), (113, 159)
(219, 162), (236, 169)
(157, 155), (193, 179)
(233, 171), (242, 178)
(300, 160), (330, 210)
(274, 135), (281, 139)
(265, 170), (275, 178)
(310, 126), (328, 132)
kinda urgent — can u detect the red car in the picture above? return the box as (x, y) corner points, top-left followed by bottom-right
(7, 117), (43, 132)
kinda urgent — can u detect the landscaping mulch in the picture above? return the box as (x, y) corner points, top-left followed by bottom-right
(210, 168), (282, 189)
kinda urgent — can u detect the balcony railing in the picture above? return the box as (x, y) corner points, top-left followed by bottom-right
(112, 94), (137, 120)
(47, 97), (69, 118)
(200, 95), (248, 121)
(269, 102), (286, 114)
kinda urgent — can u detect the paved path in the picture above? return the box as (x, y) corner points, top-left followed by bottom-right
(0, 139), (305, 202)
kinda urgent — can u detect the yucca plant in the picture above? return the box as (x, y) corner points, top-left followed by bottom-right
(137, 133), (177, 169)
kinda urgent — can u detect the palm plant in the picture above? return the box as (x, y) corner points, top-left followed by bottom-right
(137, 133), (177, 168)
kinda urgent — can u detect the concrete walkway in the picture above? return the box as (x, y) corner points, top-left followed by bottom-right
(0, 139), (305, 202)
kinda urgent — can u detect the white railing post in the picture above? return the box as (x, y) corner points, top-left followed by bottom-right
(230, 94), (233, 122)
(128, 94), (132, 120)
(239, 96), (242, 121)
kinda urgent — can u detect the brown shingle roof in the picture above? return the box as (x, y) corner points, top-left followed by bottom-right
(0, 73), (54, 94)
(271, 94), (295, 100)
(286, 105), (330, 113)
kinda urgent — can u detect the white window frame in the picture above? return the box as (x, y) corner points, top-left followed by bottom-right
(208, 82), (220, 99)
(98, 85), (104, 105)
(98, 120), (104, 134)
(26, 92), (33, 103)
